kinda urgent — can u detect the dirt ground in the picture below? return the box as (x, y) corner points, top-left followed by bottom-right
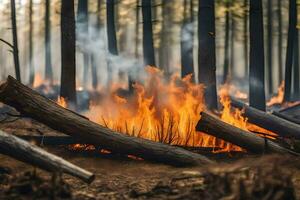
(0, 116), (300, 199)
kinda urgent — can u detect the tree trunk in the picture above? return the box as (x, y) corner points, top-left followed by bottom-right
(222, 0), (230, 83)
(142, 0), (156, 66)
(0, 76), (213, 167)
(198, 0), (218, 110)
(45, 0), (53, 82)
(196, 112), (293, 154)
(284, 0), (297, 102)
(243, 0), (248, 77)
(267, 0), (273, 94)
(277, 0), (283, 82)
(10, 0), (21, 82)
(249, 0), (266, 111)
(60, 0), (77, 106)
(230, 10), (235, 79)
(293, 18), (299, 98)
(106, 0), (118, 55)
(180, 0), (195, 81)
(77, 0), (90, 88)
(29, 0), (34, 85)
(230, 98), (300, 139)
(0, 130), (94, 183)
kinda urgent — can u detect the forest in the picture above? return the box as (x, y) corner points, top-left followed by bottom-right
(0, 0), (300, 199)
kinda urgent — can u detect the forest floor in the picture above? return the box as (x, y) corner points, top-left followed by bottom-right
(0, 117), (300, 200)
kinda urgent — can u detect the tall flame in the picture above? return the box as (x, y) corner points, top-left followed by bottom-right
(267, 81), (284, 107)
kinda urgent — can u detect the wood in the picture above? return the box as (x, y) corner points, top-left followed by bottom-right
(0, 76), (213, 166)
(196, 112), (293, 154)
(272, 111), (300, 125)
(0, 130), (94, 183)
(231, 98), (300, 139)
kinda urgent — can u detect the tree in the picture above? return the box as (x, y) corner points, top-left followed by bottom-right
(198, 0), (218, 110)
(106, 0), (118, 55)
(28, 0), (34, 85)
(249, 0), (266, 111)
(222, 0), (230, 83)
(243, 0), (248, 77)
(77, 0), (89, 87)
(10, 0), (21, 82)
(141, 0), (156, 66)
(284, 0), (297, 102)
(181, 0), (195, 81)
(91, 0), (102, 89)
(60, 0), (77, 106)
(267, 0), (273, 94)
(277, 0), (283, 83)
(45, 0), (53, 82)
(294, 30), (299, 98)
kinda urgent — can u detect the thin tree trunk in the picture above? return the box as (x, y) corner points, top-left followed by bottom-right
(277, 0), (283, 82)
(91, 0), (102, 89)
(284, 0), (297, 102)
(198, 0), (218, 110)
(10, 0), (21, 82)
(142, 0), (156, 66)
(77, 0), (89, 88)
(267, 0), (273, 94)
(45, 0), (53, 82)
(230, 10), (235, 79)
(222, 0), (230, 83)
(249, 0), (266, 111)
(294, 6), (299, 98)
(181, 0), (195, 81)
(29, 0), (34, 85)
(60, 0), (77, 106)
(243, 0), (248, 77)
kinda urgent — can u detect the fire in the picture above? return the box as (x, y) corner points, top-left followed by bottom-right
(57, 96), (67, 108)
(33, 73), (43, 88)
(85, 67), (267, 152)
(267, 81), (284, 107)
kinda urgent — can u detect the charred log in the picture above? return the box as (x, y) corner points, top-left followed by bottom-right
(0, 130), (94, 183)
(196, 112), (293, 154)
(231, 99), (300, 139)
(0, 76), (213, 166)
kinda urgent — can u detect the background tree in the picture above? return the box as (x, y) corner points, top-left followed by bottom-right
(77, 0), (89, 87)
(243, 0), (248, 77)
(277, 0), (283, 83)
(267, 0), (273, 94)
(284, 0), (297, 102)
(222, 0), (230, 83)
(198, 0), (218, 110)
(141, 0), (156, 67)
(45, 0), (53, 82)
(28, 0), (34, 85)
(249, 0), (266, 111)
(10, 0), (21, 82)
(181, 0), (195, 81)
(60, 0), (77, 106)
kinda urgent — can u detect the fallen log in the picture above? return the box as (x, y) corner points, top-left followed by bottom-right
(272, 111), (300, 125)
(196, 112), (294, 154)
(230, 98), (300, 139)
(0, 130), (94, 183)
(0, 76), (213, 166)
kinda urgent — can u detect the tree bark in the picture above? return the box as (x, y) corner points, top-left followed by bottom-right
(45, 0), (53, 82)
(0, 130), (94, 183)
(29, 0), (34, 85)
(249, 0), (266, 111)
(198, 0), (218, 110)
(277, 0), (283, 83)
(0, 76), (213, 166)
(142, 0), (156, 66)
(284, 0), (297, 102)
(180, 0), (195, 81)
(77, 0), (90, 87)
(196, 112), (293, 154)
(272, 111), (300, 125)
(243, 0), (248, 77)
(10, 0), (21, 82)
(222, 0), (230, 83)
(230, 98), (300, 139)
(267, 0), (273, 94)
(294, 22), (299, 98)
(60, 0), (77, 106)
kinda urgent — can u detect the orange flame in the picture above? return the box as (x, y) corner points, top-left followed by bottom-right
(57, 96), (67, 108)
(267, 81), (284, 107)
(33, 73), (43, 88)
